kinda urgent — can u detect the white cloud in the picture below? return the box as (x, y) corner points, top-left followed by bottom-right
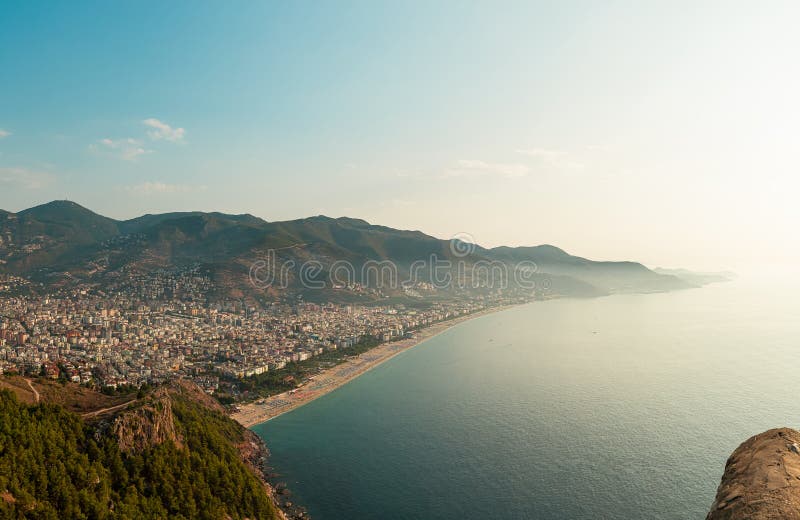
(393, 168), (426, 179)
(0, 129), (10, 139)
(89, 118), (185, 162)
(142, 118), (185, 142)
(0, 167), (54, 189)
(516, 147), (585, 170)
(123, 181), (207, 195)
(517, 147), (566, 160)
(92, 138), (152, 161)
(445, 159), (529, 179)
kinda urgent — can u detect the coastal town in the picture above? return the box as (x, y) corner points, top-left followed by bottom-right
(0, 271), (523, 403)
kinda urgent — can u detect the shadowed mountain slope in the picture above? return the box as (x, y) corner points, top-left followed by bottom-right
(0, 200), (693, 299)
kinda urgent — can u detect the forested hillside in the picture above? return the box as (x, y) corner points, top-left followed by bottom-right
(0, 386), (282, 519)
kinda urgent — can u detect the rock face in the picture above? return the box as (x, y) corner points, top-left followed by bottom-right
(109, 380), (227, 453)
(111, 387), (183, 452)
(708, 428), (800, 519)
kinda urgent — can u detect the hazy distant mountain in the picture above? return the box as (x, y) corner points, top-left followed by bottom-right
(653, 268), (735, 286)
(486, 245), (693, 294)
(0, 200), (693, 301)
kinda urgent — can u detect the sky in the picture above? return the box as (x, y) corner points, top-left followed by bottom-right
(1, 1), (798, 273)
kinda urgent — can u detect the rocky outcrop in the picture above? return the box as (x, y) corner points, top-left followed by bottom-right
(708, 428), (800, 519)
(108, 380), (229, 453)
(111, 387), (183, 452)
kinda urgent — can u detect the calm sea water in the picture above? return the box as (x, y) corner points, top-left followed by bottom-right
(253, 279), (800, 519)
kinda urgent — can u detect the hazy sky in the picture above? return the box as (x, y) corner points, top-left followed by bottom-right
(1, 1), (798, 272)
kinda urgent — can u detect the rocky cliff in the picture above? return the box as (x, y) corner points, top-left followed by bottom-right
(111, 387), (183, 452)
(109, 379), (232, 452)
(708, 428), (800, 519)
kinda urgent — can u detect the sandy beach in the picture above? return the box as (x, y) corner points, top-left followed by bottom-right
(232, 305), (516, 427)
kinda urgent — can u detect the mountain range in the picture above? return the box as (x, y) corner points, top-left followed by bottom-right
(0, 200), (708, 303)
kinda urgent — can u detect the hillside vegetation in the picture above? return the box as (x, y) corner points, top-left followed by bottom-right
(0, 382), (282, 519)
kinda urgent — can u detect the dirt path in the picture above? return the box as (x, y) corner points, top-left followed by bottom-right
(81, 399), (136, 418)
(23, 378), (39, 403)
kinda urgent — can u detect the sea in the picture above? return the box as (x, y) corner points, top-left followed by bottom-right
(253, 278), (800, 519)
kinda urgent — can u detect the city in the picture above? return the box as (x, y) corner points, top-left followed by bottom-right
(0, 270), (518, 402)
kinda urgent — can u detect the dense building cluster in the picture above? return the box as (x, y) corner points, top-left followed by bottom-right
(0, 273), (513, 394)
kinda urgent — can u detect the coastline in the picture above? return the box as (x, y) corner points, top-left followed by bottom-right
(232, 304), (519, 428)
